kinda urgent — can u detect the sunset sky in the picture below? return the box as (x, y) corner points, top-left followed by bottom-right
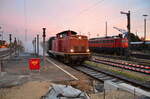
(0, 0), (150, 44)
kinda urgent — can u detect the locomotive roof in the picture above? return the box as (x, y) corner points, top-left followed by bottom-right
(90, 36), (122, 40)
(58, 30), (77, 35)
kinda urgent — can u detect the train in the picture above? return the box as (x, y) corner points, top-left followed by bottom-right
(89, 36), (128, 55)
(130, 41), (150, 50)
(0, 40), (9, 48)
(47, 30), (91, 64)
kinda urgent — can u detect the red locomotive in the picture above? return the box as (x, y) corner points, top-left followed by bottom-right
(89, 36), (128, 55)
(47, 30), (90, 64)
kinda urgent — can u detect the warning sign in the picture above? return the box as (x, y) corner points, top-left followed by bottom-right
(29, 58), (40, 70)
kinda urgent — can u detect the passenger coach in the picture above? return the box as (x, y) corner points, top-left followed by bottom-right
(89, 36), (128, 55)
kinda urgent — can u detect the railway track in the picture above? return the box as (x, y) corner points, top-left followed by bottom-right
(73, 64), (150, 90)
(48, 56), (150, 91)
(94, 53), (150, 66)
(131, 53), (150, 60)
(91, 57), (150, 74)
(0, 48), (10, 59)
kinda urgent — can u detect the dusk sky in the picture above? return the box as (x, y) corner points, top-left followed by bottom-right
(0, 0), (150, 44)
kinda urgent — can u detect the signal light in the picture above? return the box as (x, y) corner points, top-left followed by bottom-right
(70, 49), (74, 53)
(86, 49), (90, 52)
(78, 36), (81, 39)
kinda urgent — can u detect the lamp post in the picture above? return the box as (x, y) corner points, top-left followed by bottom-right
(120, 11), (131, 41)
(37, 34), (39, 56)
(120, 10), (131, 58)
(0, 26), (3, 40)
(9, 34), (12, 57)
(42, 28), (46, 66)
(142, 14), (148, 42)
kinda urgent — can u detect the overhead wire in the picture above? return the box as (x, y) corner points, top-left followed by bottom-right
(78, 0), (105, 15)
(68, 0), (106, 33)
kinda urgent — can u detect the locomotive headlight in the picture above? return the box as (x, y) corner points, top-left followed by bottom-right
(86, 49), (90, 52)
(78, 36), (81, 39)
(70, 49), (74, 53)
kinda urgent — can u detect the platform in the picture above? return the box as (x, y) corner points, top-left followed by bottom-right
(0, 52), (77, 88)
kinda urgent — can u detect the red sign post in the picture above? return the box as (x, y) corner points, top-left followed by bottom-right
(29, 58), (40, 70)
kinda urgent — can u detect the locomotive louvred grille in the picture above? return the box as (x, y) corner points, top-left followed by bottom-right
(74, 46), (86, 52)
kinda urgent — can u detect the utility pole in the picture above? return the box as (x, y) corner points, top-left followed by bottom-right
(97, 33), (99, 37)
(14, 37), (17, 55)
(17, 39), (20, 56)
(37, 34), (39, 56)
(105, 21), (107, 37)
(34, 37), (36, 55)
(9, 34), (12, 57)
(88, 32), (90, 39)
(121, 11), (131, 40)
(2, 31), (3, 40)
(143, 14), (148, 42)
(121, 10), (131, 57)
(42, 28), (46, 66)
(0, 26), (3, 40)
(9, 34), (12, 43)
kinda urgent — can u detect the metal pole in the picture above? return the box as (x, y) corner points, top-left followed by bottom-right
(43, 28), (46, 66)
(127, 11), (131, 51)
(35, 37), (36, 55)
(143, 14), (148, 45)
(103, 89), (105, 99)
(144, 18), (146, 41)
(9, 34), (12, 57)
(9, 34), (12, 43)
(14, 37), (17, 55)
(105, 21), (107, 37)
(37, 34), (39, 56)
(134, 88), (136, 99)
(2, 31), (3, 40)
(88, 32), (90, 39)
(17, 39), (19, 56)
(127, 11), (131, 35)
(121, 11), (131, 57)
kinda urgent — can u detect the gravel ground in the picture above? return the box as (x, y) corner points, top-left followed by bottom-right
(90, 90), (136, 99)
(46, 57), (96, 92)
(0, 81), (51, 99)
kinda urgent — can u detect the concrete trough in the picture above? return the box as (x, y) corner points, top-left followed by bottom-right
(118, 83), (150, 97)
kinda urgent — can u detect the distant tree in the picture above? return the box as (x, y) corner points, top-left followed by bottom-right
(129, 33), (141, 42)
(140, 37), (145, 41)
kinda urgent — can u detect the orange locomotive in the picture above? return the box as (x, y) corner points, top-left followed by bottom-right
(47, 30), (90, 64)
(89, 36), (128, 55)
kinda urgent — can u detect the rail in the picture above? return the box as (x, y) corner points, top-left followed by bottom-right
(72, 64), (150, 90)
(91, 58), (150, 74)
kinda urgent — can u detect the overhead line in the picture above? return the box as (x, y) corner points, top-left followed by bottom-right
(78, 0), (105, 15)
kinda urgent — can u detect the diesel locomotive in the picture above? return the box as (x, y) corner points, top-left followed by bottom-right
(47, 30), (90, 64)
